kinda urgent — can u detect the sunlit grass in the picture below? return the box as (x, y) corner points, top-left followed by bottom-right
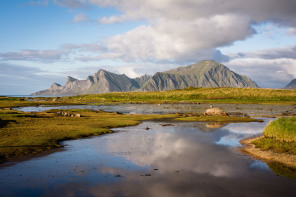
(253, 117), (296, 154)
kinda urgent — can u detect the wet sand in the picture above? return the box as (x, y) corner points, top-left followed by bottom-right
(241, 136), (296, 168)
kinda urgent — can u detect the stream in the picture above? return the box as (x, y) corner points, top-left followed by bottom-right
(1, 104), (296, 196)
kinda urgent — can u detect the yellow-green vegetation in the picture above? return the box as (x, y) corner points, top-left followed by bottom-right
(67, 87), (296, 104)
(253, 117), (296, 154)
(0, 96), (82, 109)
(0, 109), (179, 163)
(1, 87), (296, 109)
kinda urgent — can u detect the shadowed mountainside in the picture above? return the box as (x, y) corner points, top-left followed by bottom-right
(285, 79), (296, 89)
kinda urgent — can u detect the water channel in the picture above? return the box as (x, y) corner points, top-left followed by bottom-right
(1, 104), (296, 196)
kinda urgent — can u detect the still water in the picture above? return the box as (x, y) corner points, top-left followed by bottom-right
(0, 119), (296, 197)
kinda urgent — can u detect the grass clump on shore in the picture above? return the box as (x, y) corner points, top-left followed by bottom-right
(253, 117), (296, 154)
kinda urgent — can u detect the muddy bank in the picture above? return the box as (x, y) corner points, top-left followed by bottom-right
(240, 136), (296, 168)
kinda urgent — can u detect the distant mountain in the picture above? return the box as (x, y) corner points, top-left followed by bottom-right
(32, 60), (258, 95)
(285, 79), (296, 89)
(32, 70), (151, 95)
(141, 60), (258, 91)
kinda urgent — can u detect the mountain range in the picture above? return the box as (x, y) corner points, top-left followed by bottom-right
(285, 79), (296, 89)
(32, 60), (259, 95)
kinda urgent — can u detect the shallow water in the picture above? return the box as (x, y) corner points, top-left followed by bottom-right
(15, 103), (296, 116)
(0, 119), (296, 197)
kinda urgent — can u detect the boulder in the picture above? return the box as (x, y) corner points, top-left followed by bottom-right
(204, 108), (227, 116)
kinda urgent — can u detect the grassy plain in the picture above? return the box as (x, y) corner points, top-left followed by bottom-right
(68, 87), (296, 104)
(1, 87), (296, 109)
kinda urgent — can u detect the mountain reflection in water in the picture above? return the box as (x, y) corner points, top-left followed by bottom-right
(0, 120), (296, 197)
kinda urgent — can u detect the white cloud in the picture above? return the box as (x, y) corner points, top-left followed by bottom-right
(73, 13), (88, 23)
(0, 49), (69, 62)
(226, 57), (296, 88)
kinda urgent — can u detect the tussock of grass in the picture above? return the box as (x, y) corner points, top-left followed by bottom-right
(253, 138), (296, 155)
(264, 117), (296, 142)
(253, 117), (296, 154)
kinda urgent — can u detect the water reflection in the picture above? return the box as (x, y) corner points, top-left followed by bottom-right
(0, 121), (296, 197)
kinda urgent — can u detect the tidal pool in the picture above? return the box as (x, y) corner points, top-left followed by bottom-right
(0, 119), (296, 197)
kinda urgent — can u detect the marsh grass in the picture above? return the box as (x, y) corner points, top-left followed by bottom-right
(1, 87), (296, 109)
(68, 87), (296, 104)
(263, 117), (296, 142)
(253, 117), (296, 154)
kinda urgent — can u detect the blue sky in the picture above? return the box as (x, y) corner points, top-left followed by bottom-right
(1, 0), (296, 94)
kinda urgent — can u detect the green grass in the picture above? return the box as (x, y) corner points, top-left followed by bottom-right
(1, 87), (296, 109)
(252, 138), (296, 154)
(68, 87), (296, 104)
(253, 117), (296, 154)
(263, 117), (296, 142)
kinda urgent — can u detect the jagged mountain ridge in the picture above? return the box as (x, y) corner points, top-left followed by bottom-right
(32, 60), (259, 95)
(285, 79), (296, 89)
(32, 69), (151, 95)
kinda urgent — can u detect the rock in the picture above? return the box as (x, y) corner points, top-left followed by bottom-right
(75, 114), (81, 117)
(145, 127), (150, 130)
(204, 108), (228, 116)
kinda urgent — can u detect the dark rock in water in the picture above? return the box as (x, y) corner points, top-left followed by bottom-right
(31, 60), (258, 95)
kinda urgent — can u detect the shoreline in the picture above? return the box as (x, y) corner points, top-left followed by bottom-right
(240, 136), (296, 168)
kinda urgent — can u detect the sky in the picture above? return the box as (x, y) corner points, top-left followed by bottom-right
(1, 0), (296, 94)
